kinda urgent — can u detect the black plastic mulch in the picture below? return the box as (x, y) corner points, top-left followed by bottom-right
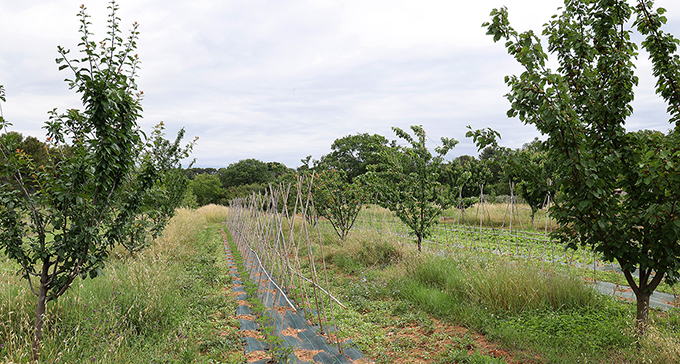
(223, 229), (371, 364)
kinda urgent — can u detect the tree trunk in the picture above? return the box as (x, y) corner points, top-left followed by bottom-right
(417, 235), (422, 252)
(32, 276), (49, 362)
(635, 291), (651, 338)
(620, 265), (664, 338)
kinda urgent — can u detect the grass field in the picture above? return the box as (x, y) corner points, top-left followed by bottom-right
(1, 205), (678, 363)
(355, 204), (680, 297)
(317, 222), (680, 363)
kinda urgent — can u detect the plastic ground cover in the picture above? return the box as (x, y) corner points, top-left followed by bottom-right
(223, 230), (371, 364)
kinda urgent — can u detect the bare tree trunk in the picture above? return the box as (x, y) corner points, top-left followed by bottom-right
(417, 235), (422, 252)
(621, 265), (664, 338)
(32, 274), (49, 362)
(635, 292), (651, 338)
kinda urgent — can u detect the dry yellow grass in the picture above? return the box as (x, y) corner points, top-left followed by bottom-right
(640, 327), (680, 362)
(443, 202), (559, 232)
(196, 204), (230, 224)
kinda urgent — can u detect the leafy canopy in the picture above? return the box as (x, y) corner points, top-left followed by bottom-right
(318, 133), (396, 183)
(483, 0), (680, 334)
(219, 158), (274, 189)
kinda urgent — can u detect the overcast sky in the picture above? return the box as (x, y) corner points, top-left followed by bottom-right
(2, 0), (680, 169)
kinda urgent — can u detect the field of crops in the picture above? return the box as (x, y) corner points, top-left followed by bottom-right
(354, 203), (680, 299)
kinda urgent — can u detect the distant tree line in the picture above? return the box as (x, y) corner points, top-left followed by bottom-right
(180, 131), (557, 213)
(183, 159), (295, 206)
(11, 126), (559, 216)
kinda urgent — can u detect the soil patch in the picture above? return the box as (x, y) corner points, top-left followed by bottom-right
(241, 330), (263, 340)
(246, 350), (269, 363)
(294, 349), (323, 361)
(281, 328), (304, 338)
(377, 317), (523, 364)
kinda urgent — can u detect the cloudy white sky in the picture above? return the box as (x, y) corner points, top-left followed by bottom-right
(2, 0), (680, 169)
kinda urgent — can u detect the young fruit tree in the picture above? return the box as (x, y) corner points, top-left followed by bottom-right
(0, 2), (193, 359)
(485, 138), (556, 227)
(311, 168), (369, 242)
(483, 0), (680, 335)
(364, 125), (457, 252)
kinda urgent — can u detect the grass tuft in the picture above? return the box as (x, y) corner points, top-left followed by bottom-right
(324, 230), (410, 274)
(405, 253), (598, 314)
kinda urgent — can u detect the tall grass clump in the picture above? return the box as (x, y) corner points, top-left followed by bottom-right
(324, 230), (411, 274)
(395, 251), (646, 361)
(404, 253), (598, 314)
(198, 204), (230, 224)
(0, 257), (35, 362)
(461, 256), (597, 313)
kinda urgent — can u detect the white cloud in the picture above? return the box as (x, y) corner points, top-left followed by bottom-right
(2, 0), (680, 167)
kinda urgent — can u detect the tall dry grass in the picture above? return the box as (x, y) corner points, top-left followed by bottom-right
(323, 229), (416, 274)
(0, 204), (230, 362)
(443, 202), (559, 232)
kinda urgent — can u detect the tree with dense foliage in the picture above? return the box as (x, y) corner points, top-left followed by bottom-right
(224, 182), (270, 202)
(218, 158), (275, 189)
(268, 161), (294, 180)
(318, 133), (396, 182)
(479, 144), (510, 196)
(190, 173), (225, 206)
(0, 2), (192, 359)
(17, 135), (50, 169)
(0, 133), (50, 192)
(484, 0), (680, 335)
(365, 125), (457, 252)
(440, 155), (492, 202)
